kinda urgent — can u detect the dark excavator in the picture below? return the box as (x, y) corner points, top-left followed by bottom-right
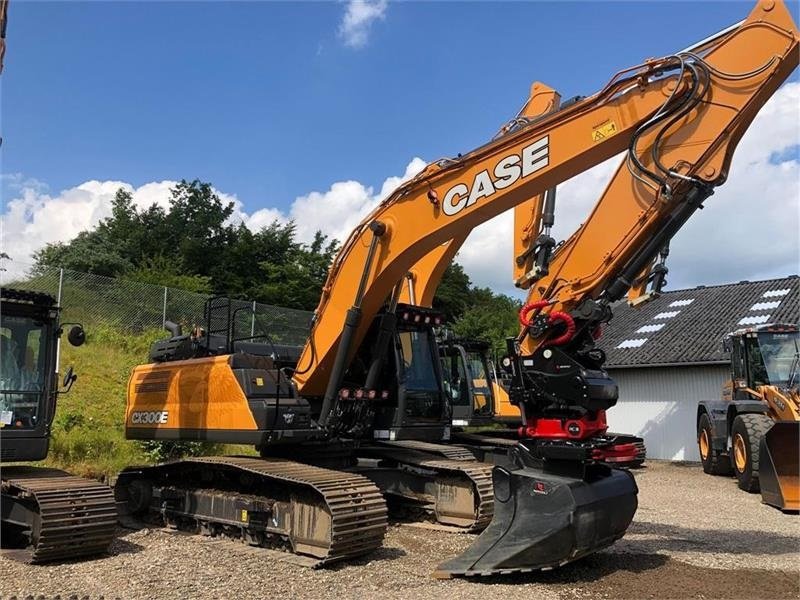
(1, 288), (116, 562)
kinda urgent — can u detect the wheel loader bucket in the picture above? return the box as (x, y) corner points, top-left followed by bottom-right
(434, 462), (638, 577)
(758, 421), (800, 512)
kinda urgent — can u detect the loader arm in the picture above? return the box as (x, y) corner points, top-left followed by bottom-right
(293, 0), (799, 421)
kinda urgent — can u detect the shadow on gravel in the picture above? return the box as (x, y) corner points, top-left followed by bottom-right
(328, 546), (408, 570)
(109, 538), (145, 556)
(469, 552), (669, 586)
(627, 521), (798, 555)
(461, 553), (798, 599)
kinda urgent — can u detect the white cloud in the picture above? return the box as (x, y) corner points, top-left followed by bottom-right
(0, 179), (241, 279)
(338, 0), (387, 49)
(1, 84), (797, 296)
(0, 158), (427, 279)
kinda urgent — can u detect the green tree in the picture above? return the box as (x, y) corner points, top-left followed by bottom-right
(432, 263), (473, 322)
(32, 180), (338, 310)
(453, 287), (522, 355)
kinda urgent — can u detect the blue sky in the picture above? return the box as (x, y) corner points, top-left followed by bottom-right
(2, 1), (779, 204)
(1, 1), (798, 295)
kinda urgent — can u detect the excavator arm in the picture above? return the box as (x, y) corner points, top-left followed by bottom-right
(292, 2), (799, 440)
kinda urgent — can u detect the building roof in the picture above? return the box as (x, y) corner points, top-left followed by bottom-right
(602, 275), (800, 369)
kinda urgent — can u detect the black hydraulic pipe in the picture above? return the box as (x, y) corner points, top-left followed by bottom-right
(605, 185), (712, 302)
(318, 221), (386, 428)
(364, 313), (398, 390)
(650, 242), (670, 294)
(541, 186), (557, 230)
(364, 282), (402, 390)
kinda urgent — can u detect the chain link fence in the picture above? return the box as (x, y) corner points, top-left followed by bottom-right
(1, 261), (313, 347)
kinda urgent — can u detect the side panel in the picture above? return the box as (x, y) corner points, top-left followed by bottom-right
(125, 355), (258, 439)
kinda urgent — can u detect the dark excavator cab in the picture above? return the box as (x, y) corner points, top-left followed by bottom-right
(438, 337), (496, 428)
(343, 303), (450, 442)
(1, 288), (115, 564)
(0, 289), (68, 462)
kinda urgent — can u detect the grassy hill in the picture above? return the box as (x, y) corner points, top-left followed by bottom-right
(45, 326), (254, 480)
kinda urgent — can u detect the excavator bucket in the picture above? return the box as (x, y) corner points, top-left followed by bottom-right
(434, 444), (638, 577)
(758, 421), (800, 511)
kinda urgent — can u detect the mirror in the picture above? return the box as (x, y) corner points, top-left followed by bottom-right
(68, 325), (86, 347)
(62, 366), (77, 392)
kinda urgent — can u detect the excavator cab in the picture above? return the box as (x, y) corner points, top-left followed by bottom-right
(1, 288), (115, 563)
(438, 338), (495, 428)
(0, 289), (61, 462)
(355, 304), (450, 442)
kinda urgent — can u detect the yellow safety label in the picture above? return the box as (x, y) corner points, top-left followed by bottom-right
(240, 509), (248, 522)
(255, 377), (264, 386)
(592, 120), (618, 142)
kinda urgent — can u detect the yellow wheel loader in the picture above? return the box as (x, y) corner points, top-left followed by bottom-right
(696, 323), (799, 511)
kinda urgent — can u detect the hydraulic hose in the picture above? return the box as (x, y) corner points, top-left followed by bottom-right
(518, 301), (576, 346)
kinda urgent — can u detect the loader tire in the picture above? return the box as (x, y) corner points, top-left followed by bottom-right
(731, 413), (773, 493)
(698, 413), (731, 475)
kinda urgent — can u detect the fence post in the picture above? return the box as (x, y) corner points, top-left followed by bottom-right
(251, 300), (256, 337)
(163, 286), (168, 327)
(57, 268), (64, 305)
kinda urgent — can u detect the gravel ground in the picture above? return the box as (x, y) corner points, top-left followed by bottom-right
(2, 462), (799, 600)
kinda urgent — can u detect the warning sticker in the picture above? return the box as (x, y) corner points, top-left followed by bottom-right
(0, 411), (12, 425)
(240, 509), (249, 523)
(592, 120), (618, 142)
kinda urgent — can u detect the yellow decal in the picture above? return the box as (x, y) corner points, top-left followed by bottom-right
(592, 120), (618, 142)
(255, 377), (264, 386)
(240, 509), (248, 522)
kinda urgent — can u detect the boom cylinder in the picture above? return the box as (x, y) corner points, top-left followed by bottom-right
(605, 184), (712, 302)
(318, 221), (386, 427)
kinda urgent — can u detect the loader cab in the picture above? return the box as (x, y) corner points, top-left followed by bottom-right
(724, 323), (799, 399)
(439, 339), (495, 428)
(0, 289), (82, 463)
(362, 304), (450, 442)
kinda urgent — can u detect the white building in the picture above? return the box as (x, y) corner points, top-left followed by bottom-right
(602, 276), (799, 461)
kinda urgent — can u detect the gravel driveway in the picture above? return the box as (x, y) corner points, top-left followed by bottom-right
(2, 462), (798, 600)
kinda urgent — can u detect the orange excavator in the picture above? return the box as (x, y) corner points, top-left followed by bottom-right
(115, 0), (798, 578)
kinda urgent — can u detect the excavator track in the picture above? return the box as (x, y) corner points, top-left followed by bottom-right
(358, 444), (494, 531)
(1, 466), (117, 563)
(114, 456), (387, 566)
(378, 439), (477, 461)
